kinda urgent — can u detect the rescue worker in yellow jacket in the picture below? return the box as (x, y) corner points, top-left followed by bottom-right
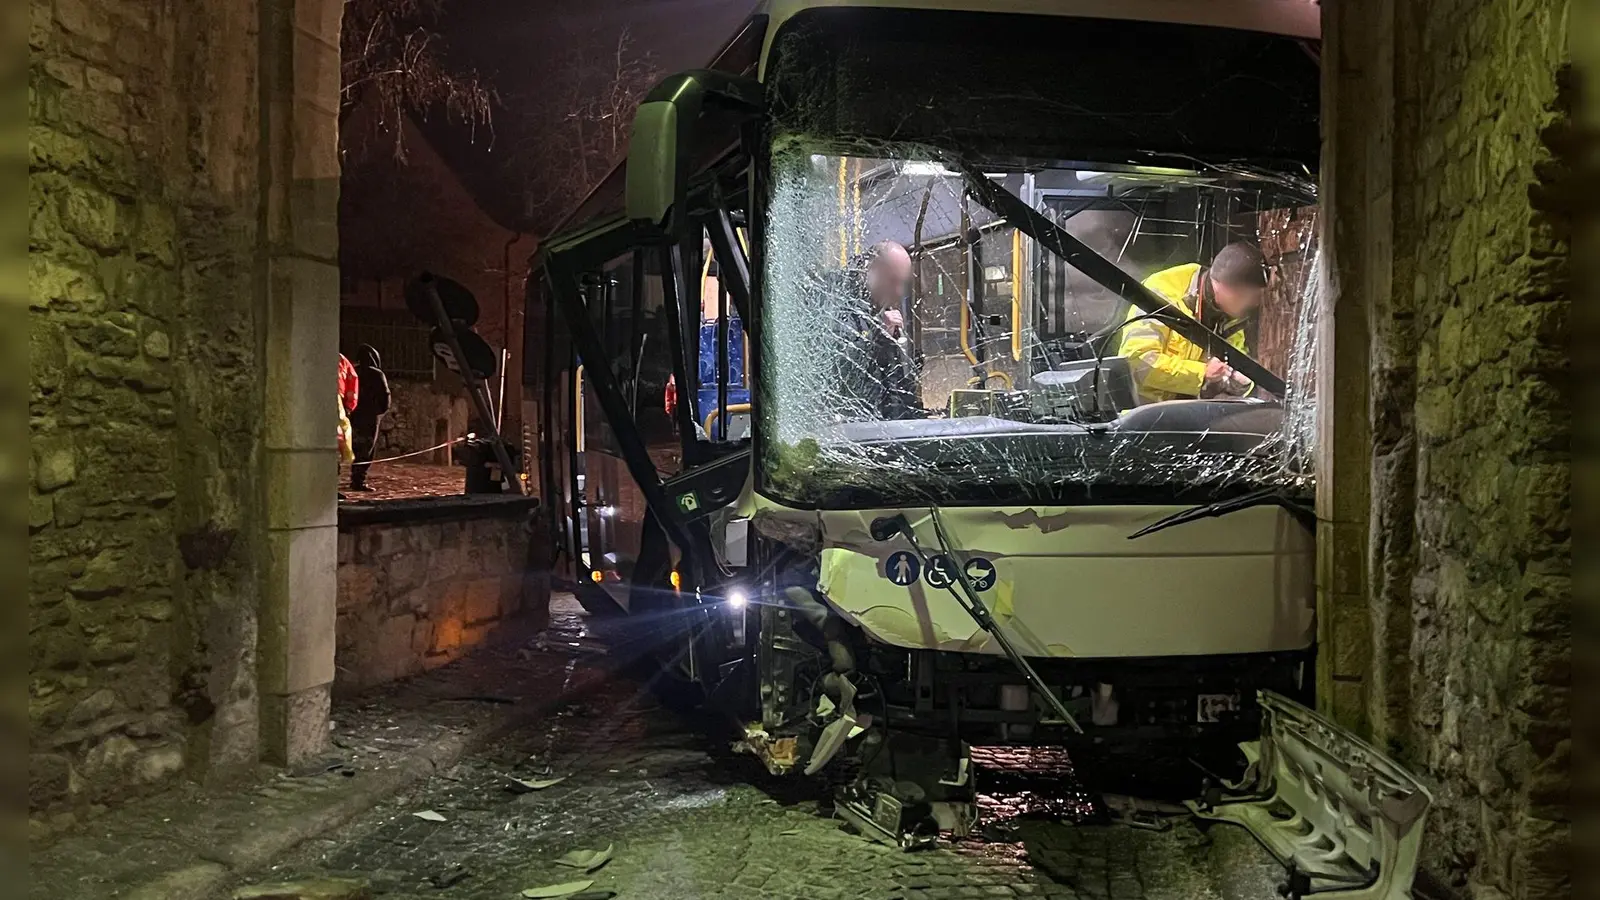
(1116, 241), (1269, 406)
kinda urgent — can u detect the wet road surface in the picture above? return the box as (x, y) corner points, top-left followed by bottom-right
(248, 599), (1288, 900)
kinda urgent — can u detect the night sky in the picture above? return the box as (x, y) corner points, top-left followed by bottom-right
(418, 0), (755, 231)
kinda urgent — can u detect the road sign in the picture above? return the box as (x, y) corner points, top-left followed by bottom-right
(924, 554), (957, 588)
(884, 551), (920, 586)
(964, 557), (997, 592)
(431, 327), (498, 379)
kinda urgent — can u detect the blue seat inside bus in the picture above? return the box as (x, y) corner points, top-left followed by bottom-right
(695, 317), (750, 438)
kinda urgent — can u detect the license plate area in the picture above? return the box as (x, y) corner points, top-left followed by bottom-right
(1196, 693), (1240, 723)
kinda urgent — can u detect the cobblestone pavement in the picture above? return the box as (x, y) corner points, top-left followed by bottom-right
(247, 600), (1288, 900)
(29, 606), (589, 900)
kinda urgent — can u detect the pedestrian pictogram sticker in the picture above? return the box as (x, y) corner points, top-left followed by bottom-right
(924, 554), (958, 588)
(964, 557), (997, 592)
(884, 551), (920, 586)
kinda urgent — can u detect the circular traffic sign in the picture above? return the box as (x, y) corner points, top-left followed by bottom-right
(431, 327), (498, 379)
(406, 272), (481, 327)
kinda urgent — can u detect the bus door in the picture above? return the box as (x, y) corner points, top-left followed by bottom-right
(536, 184), (754, 624)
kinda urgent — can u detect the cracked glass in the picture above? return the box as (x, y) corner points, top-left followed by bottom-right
(756, 8), (1322, 508)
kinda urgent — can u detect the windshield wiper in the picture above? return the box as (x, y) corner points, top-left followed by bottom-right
(950, 161), (1287, 398)
(1127, 487), (1315, 540)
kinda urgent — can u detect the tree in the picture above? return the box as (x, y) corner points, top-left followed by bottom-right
(339, 0), (494, 163)
(509, 27), (662, 232)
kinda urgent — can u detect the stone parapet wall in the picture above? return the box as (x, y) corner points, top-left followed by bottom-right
(335, 499), (548, 692)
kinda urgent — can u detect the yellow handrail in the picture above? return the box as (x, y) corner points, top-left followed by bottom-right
(1011, 228), (1023, 362)
(966, 370), (1014, 391)
(703, 403), (753, 435)
(573, 365), (585, 452)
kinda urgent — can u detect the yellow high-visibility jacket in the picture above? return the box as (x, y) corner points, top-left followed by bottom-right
(1116, 263), (1250, 406)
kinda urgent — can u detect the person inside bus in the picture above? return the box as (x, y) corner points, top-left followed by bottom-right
(831, 240), (929, 421)
(1116, 241), (1268, 406)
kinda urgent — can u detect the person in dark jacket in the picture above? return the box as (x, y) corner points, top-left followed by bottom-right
(349, 344), (391, 491)
(830, 241), (927, 422)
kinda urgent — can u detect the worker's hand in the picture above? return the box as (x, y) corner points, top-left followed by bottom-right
(1204, 358), (1229, 381)
(881, 308), (904, 337)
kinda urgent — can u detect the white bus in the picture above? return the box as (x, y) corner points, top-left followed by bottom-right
(525, 2), (1429, 891)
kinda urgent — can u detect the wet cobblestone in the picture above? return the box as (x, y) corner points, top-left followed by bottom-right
(249, 603), (1288, 900)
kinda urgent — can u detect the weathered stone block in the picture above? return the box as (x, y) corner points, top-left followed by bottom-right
(134, 742), (184, 785)
(260, 525), (336, 694)
(59, 179), (120, 251)
(133, 201), (176, 265)
(53, 0), (112, 42)
(33, 438), (76, 491)
(70, 549), (128, 599)
(261, 684), (331, 767)
(263, 256), (340, 451)
(461, 578), (503, 625)
(142, 329), (170, 359)
(336, 562), (376, 611)
(30, 753), (73, 808)
(265, 447), (337, 531)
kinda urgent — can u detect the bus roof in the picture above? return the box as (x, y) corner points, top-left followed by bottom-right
(541, 0), (1318, 246)
(759, 0), (1320, 52)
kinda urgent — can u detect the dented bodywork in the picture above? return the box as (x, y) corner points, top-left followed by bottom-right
(810, 505), (1314, 658)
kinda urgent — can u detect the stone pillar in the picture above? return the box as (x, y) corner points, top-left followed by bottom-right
(257, 0), (343, 764)
(1315, 0), (1390, 733)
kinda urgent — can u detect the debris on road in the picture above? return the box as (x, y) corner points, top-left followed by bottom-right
(504, 774), (567, 792)
(233, 878), (371, 900)
(521, 879), (595, 898)
(427, 865), (471, 889)
(412, 810), (448, 822)
(554, 844), (614, 872)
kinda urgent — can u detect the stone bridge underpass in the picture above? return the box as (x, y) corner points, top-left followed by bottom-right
(28, 1), (1569, 899)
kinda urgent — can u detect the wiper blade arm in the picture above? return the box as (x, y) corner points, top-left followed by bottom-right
(950, 160), (1287, 398)
(1128, 488), (1315, 540)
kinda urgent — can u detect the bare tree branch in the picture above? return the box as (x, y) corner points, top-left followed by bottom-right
(340, 0), (495, 163)
(506, 27), (661, 234)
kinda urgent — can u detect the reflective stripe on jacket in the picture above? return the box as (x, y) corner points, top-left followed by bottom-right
(1117, 263), (1249, 406)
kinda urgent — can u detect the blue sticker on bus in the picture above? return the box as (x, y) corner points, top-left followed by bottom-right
(884, 551), (920, 586)
(924, 554), (957, 588)
(964, 558), (997, 592)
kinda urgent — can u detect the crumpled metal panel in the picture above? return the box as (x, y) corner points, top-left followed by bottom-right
(1188, 691), (1433, 900)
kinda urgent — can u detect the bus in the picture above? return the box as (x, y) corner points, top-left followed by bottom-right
(526, 1), (1430, 889)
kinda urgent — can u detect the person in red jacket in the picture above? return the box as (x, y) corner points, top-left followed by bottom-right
(337, 353), (359, 499)
(338, 353), (360, 414)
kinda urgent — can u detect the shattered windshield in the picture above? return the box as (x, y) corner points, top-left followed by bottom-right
(757, 9), (1322, 509)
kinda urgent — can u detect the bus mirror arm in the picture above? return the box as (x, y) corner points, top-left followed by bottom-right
(626, 70), (763, 238)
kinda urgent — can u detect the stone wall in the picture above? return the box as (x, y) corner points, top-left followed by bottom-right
(335, 499), (548, 693)
(376, 377), (471, 463)
(1323, 1), (1570, 897)
(29, 0), (270, 827)
(31, 0), (347, 828)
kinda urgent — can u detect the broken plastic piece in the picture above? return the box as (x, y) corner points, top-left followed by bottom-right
(504, 774), (568, 792)
(412, 810), (447, 822)
(521, 880), (595, 899)
(554, 844), (614, 873)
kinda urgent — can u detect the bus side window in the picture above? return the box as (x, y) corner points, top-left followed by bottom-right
(693, 230), (750, 441)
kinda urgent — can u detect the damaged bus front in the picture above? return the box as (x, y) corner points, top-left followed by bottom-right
(530, 1), (1432, 892)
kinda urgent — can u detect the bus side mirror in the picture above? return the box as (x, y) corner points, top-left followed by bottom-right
(625, 69), (762, 237)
